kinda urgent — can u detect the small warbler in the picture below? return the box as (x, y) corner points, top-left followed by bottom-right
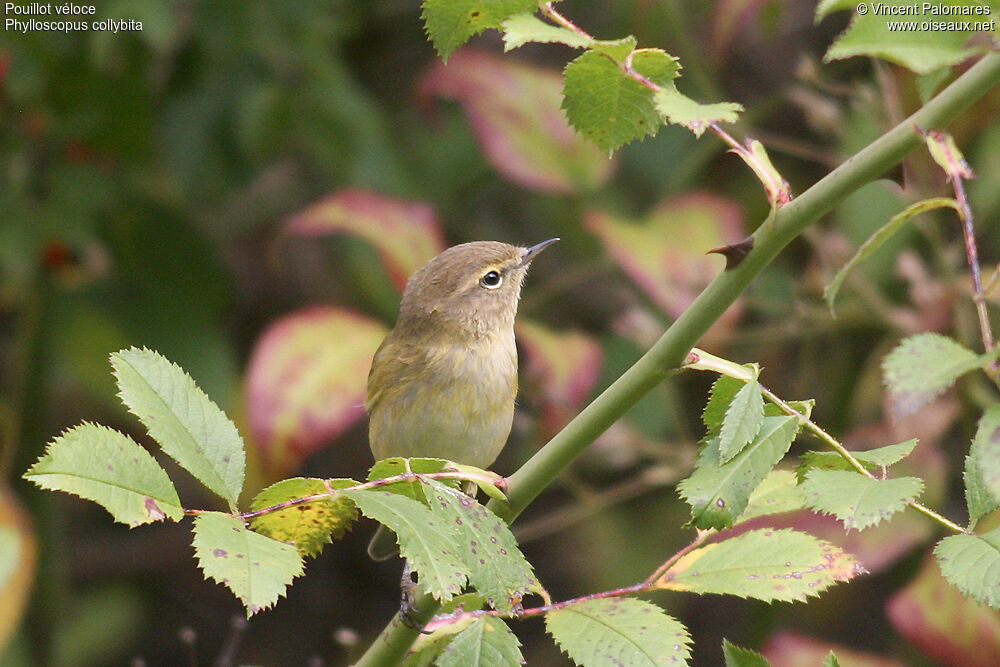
(366, 239), (558, 559)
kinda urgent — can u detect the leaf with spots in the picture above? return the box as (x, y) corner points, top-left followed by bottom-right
(423, 480), (540, 614)
(546, 598), (691, 667)
(111, 347), (245, 508)
(966, 405), (1000, 526)
(367, 457), (457, 503)
(192, 512), (304, 617)
(655, 528), (864, 602)
(343, 488), (469, 602)
(436, 616), (523, 667)
(249, 477), (359, 558)
(719, 380), (765, 463)
(421, 0), (538, 61)
(934, 528), (1000, 609)
(678, 416), (798, 530)
(800, 470), (924, 532)
(736, 469), (806, 525)
(25, 422), (183, 527)
(881, 333), (981, 418)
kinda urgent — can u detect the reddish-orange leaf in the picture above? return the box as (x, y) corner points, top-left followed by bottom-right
(887, 552), (1000, 667)
(517, 319), (602, 434)
(245, 306), (388, 476)
(284, 188), (446, 291)
(586, 192), (745, 342)
(418, 48), (615, 195)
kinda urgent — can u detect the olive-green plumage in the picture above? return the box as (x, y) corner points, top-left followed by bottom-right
(366, 239), (557, 469)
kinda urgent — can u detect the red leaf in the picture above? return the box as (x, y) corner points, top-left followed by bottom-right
(245, 306), (388, 476)
(284, 189), (446, 291)
(586, 192), (745, 342)
(887, 552), (1000, 667)
(418, 48), (615, 194)
(518, 319), (602, 434)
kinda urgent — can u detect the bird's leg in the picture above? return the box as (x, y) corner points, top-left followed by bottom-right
(398, 560), (429, 632)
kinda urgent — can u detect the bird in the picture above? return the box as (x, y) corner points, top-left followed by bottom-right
(365, 239), (558, 560)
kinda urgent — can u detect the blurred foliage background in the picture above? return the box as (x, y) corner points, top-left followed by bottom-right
(2, 1), (1000, 665)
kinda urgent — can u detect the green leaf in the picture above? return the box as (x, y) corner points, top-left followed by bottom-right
(192, 512), (304, 617)
(561, 48), (679, 152)
(501, 12), (592, 51)
(820, 1), (999, 74)
(590, 36), (639, 63)
(823, 653), (842, 667)
(25, 423), (183, 527)
(344, 489), (469, 602)
(421, 0), (538, 60)
(800, 470), (924, 531)
(722, 639), (771, 667)
(967, 405), (1000, 525)
(934, 528), (1000, 609)
(797, 439), (919, 480)
(437, 616), (523, 667)
(249, 478), (359, 558)
(423, 480), (539, 614)
(678, 416), (798, 529)
(881, 333), (980, 418)
(367, 457), (456, 503)
(546, 598), (691, 667)
(653, 87), (743, 137)
(703, 375), (744, 436)
(737, 469), (806, 524)
(824, 198), (958, 316)
(111, 347), (245, 508)
(719, 380), (765, 463)
(656, 528), (864, 602)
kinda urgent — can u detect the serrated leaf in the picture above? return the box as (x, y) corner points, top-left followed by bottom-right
(437, 616), (523, 667)
(678, 416), (798, 530)
(111, 347), (245, 507)
(703, 375), (744, 436)
(590, 36), (639, 63)
(422, 0), (538, 60)
(967, 405), (1000, 524)
(797, 439), (919, 481)
(25, 423), (183, 527)
(368, 457), (456, 503)
(344, 489), (468, 602)
(824, 198), (958, 316)
(561, 48), (679, 152)
(737, 469), (806, 524)
(653, 88), (743, 137)
(821, 1), (999, 74)
(719, 380), (765, 463)
(501, 12), (592, 51)
(546, 598), (691, 667)
(882, 333), (980, 418)
(249, 478), (359, 557)
(935, 528), (1000, 609)
(424, 480), (539, 614)
(800, 470), (924, 531)
(722, 639), (771, 667)
(656, 529), (864, 601)
(192, 512), (304, 617)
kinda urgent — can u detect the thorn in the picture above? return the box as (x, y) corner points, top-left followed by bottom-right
(707, 236), (754, 270)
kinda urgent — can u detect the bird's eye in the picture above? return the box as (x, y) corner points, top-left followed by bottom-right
(480, 270), (503, 289)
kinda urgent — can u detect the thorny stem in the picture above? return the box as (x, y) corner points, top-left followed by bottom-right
(954, 175), (997, 372)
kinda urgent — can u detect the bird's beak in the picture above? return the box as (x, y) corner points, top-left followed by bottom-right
(519, 238), (560, 267)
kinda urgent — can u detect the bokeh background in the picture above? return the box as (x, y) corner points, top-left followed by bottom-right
(3, 1), (1000, 665)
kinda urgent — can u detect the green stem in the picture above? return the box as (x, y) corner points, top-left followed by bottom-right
(357, 51), (1000, 667)
(493, 51), (1000, 523)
